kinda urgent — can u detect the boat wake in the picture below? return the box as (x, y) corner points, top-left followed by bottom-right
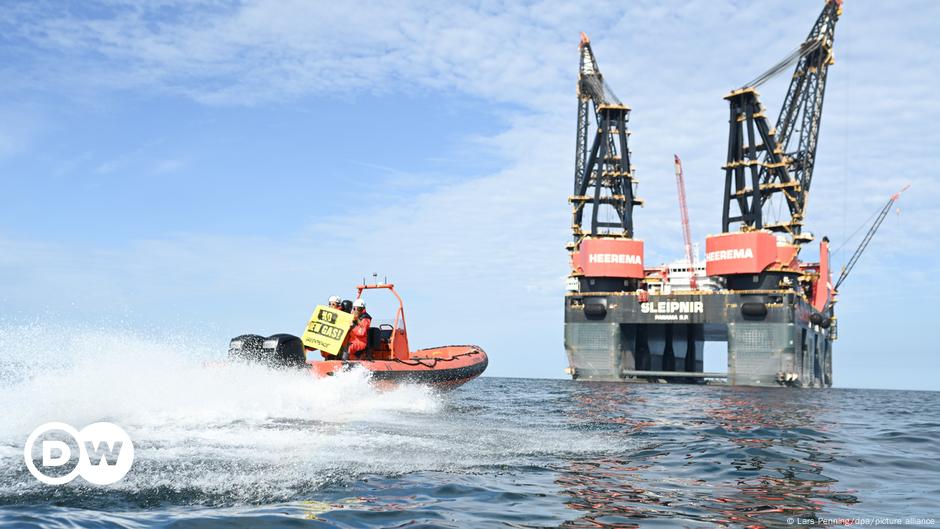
(0, 324), (443, 506)
(0, 324), (614, 512)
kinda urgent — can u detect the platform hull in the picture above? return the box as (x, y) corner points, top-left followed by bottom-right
(564, 292), (833, 388)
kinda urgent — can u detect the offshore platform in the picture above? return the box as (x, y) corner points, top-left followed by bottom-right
(564, 1), (901, 387)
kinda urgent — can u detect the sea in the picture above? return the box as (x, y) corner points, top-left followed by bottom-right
(0, 327), (937, 528)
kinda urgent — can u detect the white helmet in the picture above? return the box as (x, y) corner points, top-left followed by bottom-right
(328, 295), (341, 304)
(352, 299), (366, 309)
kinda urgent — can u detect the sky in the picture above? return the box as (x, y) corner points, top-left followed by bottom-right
(1, 0), (937, 390)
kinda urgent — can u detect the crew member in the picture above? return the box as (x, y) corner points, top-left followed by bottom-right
(328, 295), (342, 310)
(343, 299), (372, 361)
(318, 295), (344, 360)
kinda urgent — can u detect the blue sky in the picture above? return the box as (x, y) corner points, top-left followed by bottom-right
(1, 1), (937, 390)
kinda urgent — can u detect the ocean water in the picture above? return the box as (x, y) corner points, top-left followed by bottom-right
(0, 326), (938, 528)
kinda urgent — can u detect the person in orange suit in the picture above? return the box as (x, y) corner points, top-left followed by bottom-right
(343, 298), (372, 361)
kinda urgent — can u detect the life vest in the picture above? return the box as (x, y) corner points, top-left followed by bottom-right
(348, 311), (372, 354)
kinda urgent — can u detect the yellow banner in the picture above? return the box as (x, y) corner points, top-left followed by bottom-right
(301, 305), (353, 355)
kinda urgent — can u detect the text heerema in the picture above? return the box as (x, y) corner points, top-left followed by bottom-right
(588, 253), (642, 265)
(706, 248), (754, 262)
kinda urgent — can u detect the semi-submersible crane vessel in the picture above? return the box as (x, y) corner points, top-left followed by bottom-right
(564, 1), (856, 387)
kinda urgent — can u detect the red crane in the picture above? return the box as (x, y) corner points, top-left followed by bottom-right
(674, 154), (697, 289)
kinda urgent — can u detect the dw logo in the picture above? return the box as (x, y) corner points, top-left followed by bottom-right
(23, 422), (135, 485)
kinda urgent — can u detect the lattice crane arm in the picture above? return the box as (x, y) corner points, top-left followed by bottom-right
(571, 33), (638, 241)
(762, 0), (842, 204)
(577, 33), (621, 107)
(674, 155), (697, 289)
(834, 185), (909, 291)
(720, 0), (842, 246)
(575, 33), (623, 194)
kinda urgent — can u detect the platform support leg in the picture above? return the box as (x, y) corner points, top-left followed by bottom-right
(728, 322), (795, 386)
(564, 322), (635, 380)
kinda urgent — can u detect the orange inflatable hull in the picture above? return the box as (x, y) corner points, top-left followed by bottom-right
(310, 345), (487, 387)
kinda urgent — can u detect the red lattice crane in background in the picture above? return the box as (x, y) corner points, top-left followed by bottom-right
(673, 155), (697, 289)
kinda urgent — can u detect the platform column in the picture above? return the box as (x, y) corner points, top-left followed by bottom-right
(728, 322), (795, 386)
(645, 325), (666, 371)
(564, 322), (635, 380)
(680, 324), (704, 373)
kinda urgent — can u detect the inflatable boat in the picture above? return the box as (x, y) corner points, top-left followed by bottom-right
(310, 345), (488, 385)
(228, 282), (487, 387)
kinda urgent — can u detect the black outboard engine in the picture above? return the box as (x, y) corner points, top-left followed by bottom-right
(228, 333), (306, 368)
(262, 334), (306, 368)
(228, 334), (265, 363)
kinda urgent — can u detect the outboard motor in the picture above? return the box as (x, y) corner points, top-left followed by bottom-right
(262, 334), (307, 368)
(229, 333), (306, 368)
(228, 334), (265, 363)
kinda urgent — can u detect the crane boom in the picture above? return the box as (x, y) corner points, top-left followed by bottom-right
(721, 0), (842, 247)
(674, 155), (697, 289)
(761, 0), (841, 210)
(570, 33), (640, 241)
(835, 185), (909, 290)
(574, 33), (622, 194)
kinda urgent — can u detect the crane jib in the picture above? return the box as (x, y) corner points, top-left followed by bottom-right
(720, 0), (841, 248)
(570, 35), (638, 245)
